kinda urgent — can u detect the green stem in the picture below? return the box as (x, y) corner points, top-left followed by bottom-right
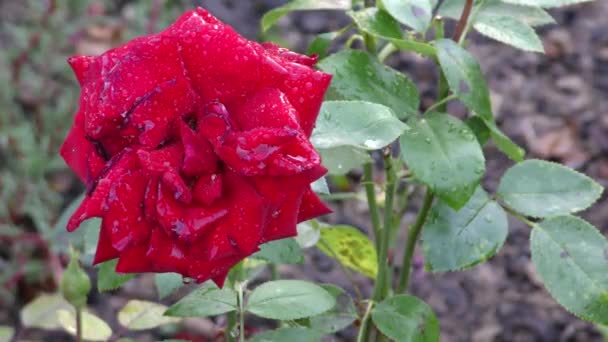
(345, 34), (365, 49)
(364, 162), (382, 250)
(238, 284), (245, 342)
(378, 43), (398, 63)
(356, 300), (375, 342)
(423, 94), (457, 115)
(226, 311), (237, 342)
(269, 264), (278, 280)
(75, 308), (82, 342)
(433, 17), (445, 41)
(397, 189), (434, 293)
(500, 203), (536, 227)
(372, 154), (396, 301)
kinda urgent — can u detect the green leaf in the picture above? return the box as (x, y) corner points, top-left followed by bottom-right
(422, 187), (508, 272)
(399, 112), (485, 209)
(308, 284), (358, 333)
(381, 0), (433, 32)
(57, 310), (112, 341)
(296, 220), (321, 248)
(435, 39), (493, 121)
(531, 216), (608, 324)
(165, 283), (238, 317)
(464, 116), (490, 146)
(371, 295), (440, 342)
(439, 0), (555, 27)
(252, 238), (304, 264)
(118, 300), (180, 330)
(311, 101), (408, 149)
(501, 0), (593, 8)
(246, 280), (335, 320)
(248, 327), (322, 342)
(348, 8), (437, 56)
(318, 50), (420, 119)
(0, 326), (14, 342)
(498, 160), (603, 218)
(307, 32), (339, 59)
(317, 225), (378, 278)
(261, 0), (350, 32)
(97, 259), (134, 292)
(155, 273), (184, 299)
(319, 146), (371, 174)
(481, 117), (526, 162)
(20, 293), (73, 329)
(474, 16), (544, 52)
(311, 177), (330, 195)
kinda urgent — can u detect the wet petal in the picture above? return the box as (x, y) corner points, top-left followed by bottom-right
(163, 8), (261, 106)
(180, 121), (218, 175)
(232, 87), (299, 130)
(298, 188), (332, 223)
(192, 173), (222, 205)
(92, 223), (120, 265)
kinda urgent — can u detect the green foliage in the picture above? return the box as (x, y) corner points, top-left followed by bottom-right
(261, 0), (350, 32)
(20, 293), (74, 330)
(348, 8), (437, 56)
(531, 216), (608, 324)
(246, 280), (335, 320)
(97, 259), (135, 292)
(57, 310), (112, 341)
(295, 220), (322, 248)
(435, 39), (492, 120)
(307, 284), (358, 333)
(311, 177), (331, 195)
(248, 327), (322, 342)
(319, 146), (372, 174)
(317, 224), (378, 278)
(155, 273), (184, 299)
(439, 0), (555, 26)
(318, 51), (420, 118)
(474, 15), (544, 52)
(312, 101), (408, 149)
(399, 112), (485, 209)
(371, 295), (440, 342)
(117, 300), (180, 330)
(165, 283), (238, 317)
(61, 251), (91, 308)
(0, 326), (14, 342)
(422, 187), (508, 272)
(251, 238), (304, 264)
(381, 0), (433, 33)
(498, 160), (604, 218)
(502, 0), (593, 7)
(434, 39), (525, 161)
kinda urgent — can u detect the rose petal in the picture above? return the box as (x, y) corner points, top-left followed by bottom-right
(192, 173), (222, 205)
(93, 223), (120, 265)
(180, 121), (218, 175)
(232, 87), (300, 130)
(298, 188), (332, 223)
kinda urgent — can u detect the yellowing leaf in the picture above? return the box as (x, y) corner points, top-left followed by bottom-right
(118, 300), (180, 330)
(57, 310), (112, 341)
(317, 225), (377, 278)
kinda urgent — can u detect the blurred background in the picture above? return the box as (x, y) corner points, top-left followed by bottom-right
(0, 0), (607, 341)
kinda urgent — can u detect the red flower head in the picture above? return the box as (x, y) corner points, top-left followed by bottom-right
(60, 8), (331, 286)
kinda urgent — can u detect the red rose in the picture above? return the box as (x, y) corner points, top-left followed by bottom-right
(60, 8), (331, 286)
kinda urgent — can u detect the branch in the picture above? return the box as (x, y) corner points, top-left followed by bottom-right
(452, 0), (474, 42)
